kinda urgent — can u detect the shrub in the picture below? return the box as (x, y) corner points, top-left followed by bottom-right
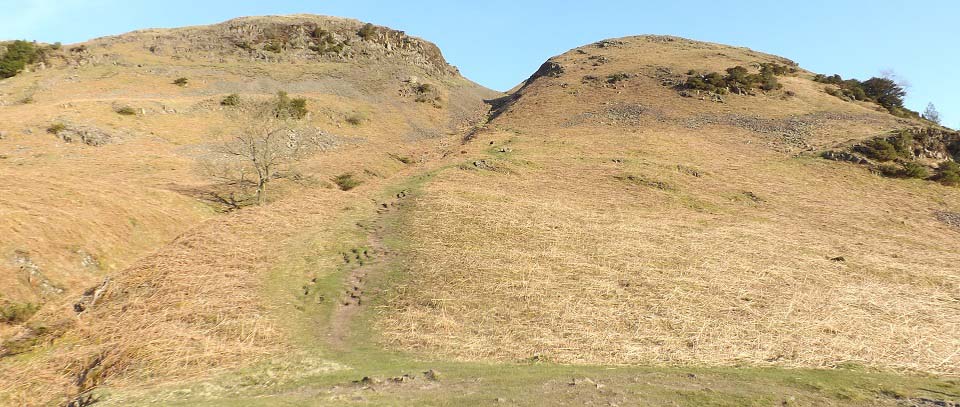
(759, 62), (795, 76)
(47, 123), (66, 135)
(858, 139), (899, 161)
(221, 93), (240, 106)
(937, 161), (960, 186)
(901, 162), (930, 179)
(816, 74), (870, 102)
(173, 77), (188, 86)
(358, 23), (378, 40)
(346, 112), (366, 126)
(264, 42), (282, 53)
(876, 163), (902, 177)
(274, 91), (308, 119)
(333, 173), (361, 191)
(606, 73), (631, 84)
(0, 40), (40, 79)
(115, 106), (137, 115)
(0, 301), (38, 324)
(683, 64), (783, 94)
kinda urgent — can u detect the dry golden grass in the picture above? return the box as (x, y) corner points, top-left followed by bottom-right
(0, 15), (493, 405)
(378, 36), (960, 375)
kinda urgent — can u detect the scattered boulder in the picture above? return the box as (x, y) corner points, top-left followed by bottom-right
(73, 278), (110, 314)
(50, 123), (116, 146)
(13, 250), (63, 298)
(472, 160), (496, 171)
(821, 151), (868, 165)
(935, 211), (960, 230)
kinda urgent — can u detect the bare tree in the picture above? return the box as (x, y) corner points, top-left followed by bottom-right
(222, 117), (310, 205)
(923, 103), (942, 125)
(197, 92), (328, 207)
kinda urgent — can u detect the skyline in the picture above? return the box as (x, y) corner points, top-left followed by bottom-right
(2, 0), (957, 128)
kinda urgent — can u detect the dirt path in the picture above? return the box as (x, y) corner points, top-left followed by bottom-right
(327, 189), (409, 348)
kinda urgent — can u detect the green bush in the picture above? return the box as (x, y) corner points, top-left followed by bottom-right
(858, 139), (899, 161)
(173, 77), (188, 86)
(937, 161), (960, 186)
(0, 40), (40, 79)
(683, 64), (784, 94)
(333, 173), (361, 191)
(221, 93), (240, 106)
(606, 73), (631, 84)
(115, 106), (137, 115)
(346, 112), (366, 126)
(901, 162), (930, 179)
(877, 163), (902, 178)
(274, 91), (308, 119)
(264, 42), (282, 53)
(358, 23), (378, 40)
(1, 301), (38, 324)
(47, 123), (66, 135)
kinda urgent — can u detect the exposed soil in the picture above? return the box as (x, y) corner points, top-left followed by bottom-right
(327, 189), (409, 347)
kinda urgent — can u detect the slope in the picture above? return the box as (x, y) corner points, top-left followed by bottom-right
(380, 35), (960, 373)
(0, 14), (495, 405)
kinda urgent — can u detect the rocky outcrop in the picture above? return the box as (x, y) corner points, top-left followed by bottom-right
(46, 16), (459, 76)
(50, 124), (117, 146)
(13, 251), (63, 298)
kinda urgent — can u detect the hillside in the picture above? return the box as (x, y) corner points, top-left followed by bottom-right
(2, 19), (959, 407)
(382, 35), (960, 373)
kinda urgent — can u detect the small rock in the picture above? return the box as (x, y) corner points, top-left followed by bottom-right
(830, 256), (846, 262)
(423, 369), (440, 381)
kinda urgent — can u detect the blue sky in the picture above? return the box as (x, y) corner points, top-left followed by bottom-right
(2, 0), (957, 128)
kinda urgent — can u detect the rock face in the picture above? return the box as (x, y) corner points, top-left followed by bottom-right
(45, 15), (460, 76)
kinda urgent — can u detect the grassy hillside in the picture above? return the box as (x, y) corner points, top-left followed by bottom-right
(380, 35), (960, 375)
(1, 23), (958, 407)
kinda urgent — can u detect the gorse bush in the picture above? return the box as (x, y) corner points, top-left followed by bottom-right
(46, 123), (66, 135)
(0, 40), (40, 79)
(274, 91), (308, 119)
(937, 161), (960, 186)
(346, 112), (366, 125)
(333, 173), (361, 191)
(856, 132), (915, 162)
(308, 28), (347, 54)
(264, 42), (282, 53)
(115, 106), (137, 115)
(901, 162), (930, 179)
(358, 23), (378, 40)
(683, 63), (791, 94)
(221, 93), (240, 106)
